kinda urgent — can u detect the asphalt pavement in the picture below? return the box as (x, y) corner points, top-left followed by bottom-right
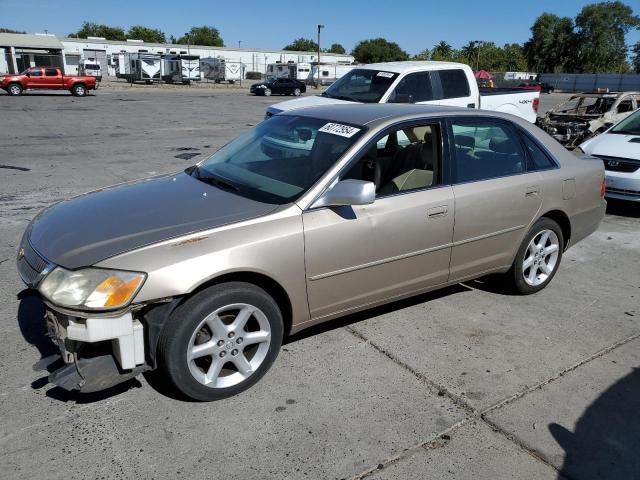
(0, 88), (638, 480)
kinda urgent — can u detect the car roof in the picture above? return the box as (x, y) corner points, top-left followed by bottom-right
(278, 103), (519, 128)
(355, 61), (467, 74)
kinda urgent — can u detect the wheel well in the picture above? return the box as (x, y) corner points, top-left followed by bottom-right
(541, 210), (571, 249)
(190, 272), (293, 336)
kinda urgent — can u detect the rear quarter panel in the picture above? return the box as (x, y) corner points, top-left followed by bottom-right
(480, 91), (538, 123)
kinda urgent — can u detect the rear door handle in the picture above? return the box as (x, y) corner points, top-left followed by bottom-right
(427, 205), (448, 218)
(525, 186), (540, 197)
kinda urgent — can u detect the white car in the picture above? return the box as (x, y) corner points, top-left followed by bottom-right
(579, 108), (640, 202)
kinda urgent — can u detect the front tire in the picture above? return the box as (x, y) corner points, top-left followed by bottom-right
(509, 218), (564, 294)
(7, 83), (23, 96)
(71, 83), (87, 96)
(264, 88), (271, 97)
(157, 282), (283, 401)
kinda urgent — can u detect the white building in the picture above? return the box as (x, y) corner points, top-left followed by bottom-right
(61, 37), (353, 79)
(0, 33), (354, 79)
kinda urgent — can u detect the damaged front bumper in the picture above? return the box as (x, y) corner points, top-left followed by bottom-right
(537, 118), (591, 148)
(42, 307), (150, 392)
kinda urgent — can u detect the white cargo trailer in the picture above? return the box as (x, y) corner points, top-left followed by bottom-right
(266, 62), (312, 83)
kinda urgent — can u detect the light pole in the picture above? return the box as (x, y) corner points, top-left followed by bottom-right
(317, 24), (324, 89)
(238, 40), (242, 49)
(474, 40), (482, 71)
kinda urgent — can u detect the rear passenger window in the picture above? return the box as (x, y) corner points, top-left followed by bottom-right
(45, 68), (58, 76)
(452, 121), (526, 183)
(439, 70), (470, 99)
(521, 134), (556, 171)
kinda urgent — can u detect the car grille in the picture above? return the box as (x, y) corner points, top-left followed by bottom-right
(17, 240), (52, 287)
(606, 187), (640, 197)
(594, 155), (640, 173)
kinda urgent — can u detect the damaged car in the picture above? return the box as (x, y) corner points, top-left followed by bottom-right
(18, 104), (606, 401)
(537, 91), (639, 149)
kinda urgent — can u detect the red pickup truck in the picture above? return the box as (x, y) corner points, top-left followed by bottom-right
(0, 67), (97, 97)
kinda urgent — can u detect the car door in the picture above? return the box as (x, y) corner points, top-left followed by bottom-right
(434, 69), (476, 108)
(271, 79), (283, 94)
(611, 95), (636, 124)
(448, 117), (543, 280)
(43, 68), (60, 88)
(25, 68), (44, 88)
(303, 120), (455, 320)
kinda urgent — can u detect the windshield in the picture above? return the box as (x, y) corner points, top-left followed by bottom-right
(192, 115), (365, 204)
(322, 68), (399, 103)
(84, 64), (100, 70)
(610, 109), (640, 135)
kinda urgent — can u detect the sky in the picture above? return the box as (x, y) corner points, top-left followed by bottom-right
(1, 0), (639, 55)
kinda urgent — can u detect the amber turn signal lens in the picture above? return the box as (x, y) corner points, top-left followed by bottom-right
(98, 276), (145, 307)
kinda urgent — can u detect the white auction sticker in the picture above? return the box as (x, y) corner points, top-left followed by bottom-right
(376, 71), (394, 78)
(318, 123), (361, 138)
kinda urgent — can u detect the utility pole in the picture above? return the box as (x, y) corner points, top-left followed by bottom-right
(317, 24), (324, 89)
(475, 40), (482, 71)
(238, 40), (242, 49)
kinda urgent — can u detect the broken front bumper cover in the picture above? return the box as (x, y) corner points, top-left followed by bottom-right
(43, 308), (149, 392)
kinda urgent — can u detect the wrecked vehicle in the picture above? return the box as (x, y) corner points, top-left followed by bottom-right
(537, 91), (639, 149)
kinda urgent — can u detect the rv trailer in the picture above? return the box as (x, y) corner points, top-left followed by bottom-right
(115, 52), (162, 83)
(161, 54), (200, 84)
(266, 62), (313, 83)
(312, 63), (355, 86)
(200, 57), (242, 84)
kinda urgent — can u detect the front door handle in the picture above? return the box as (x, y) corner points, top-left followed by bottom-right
(525, 186), (540, 197)
(467, 103), (476, 108)
(427, 205), (448, 218)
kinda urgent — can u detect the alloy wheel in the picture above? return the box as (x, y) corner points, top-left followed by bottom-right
(522, 229), (560, 286)
(186, 303), (271, 388)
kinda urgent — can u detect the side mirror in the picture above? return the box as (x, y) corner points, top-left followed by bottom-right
(25, 72), (31, 77)
(389, 93), (413, 104)
(311, 179), (375, 209)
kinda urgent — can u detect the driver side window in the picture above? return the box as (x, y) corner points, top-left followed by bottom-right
(344, 122), (442, 196)
(29, 68), (43, 77)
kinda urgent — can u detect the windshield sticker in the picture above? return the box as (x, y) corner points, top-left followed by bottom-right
(319, 123), (361, 138)
(377, 71), (394, 78)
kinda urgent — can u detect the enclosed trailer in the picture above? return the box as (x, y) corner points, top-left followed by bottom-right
(162, 54), (200, 84)
(78, 57), (102, 82)
(200, 57), (242, 84)
(266, 62), (312, 83)
(312, 63), (355, 86)
(115, 52), (161, 83)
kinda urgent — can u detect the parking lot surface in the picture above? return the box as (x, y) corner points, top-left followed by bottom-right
(0, 88), (638, 480)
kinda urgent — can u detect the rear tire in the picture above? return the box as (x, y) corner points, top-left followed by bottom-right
(71, 83), (87, 97)
(293, 87), (301, 96)
(7, 83), (22, 96)
(509, 217), (564, 295)
(157, 282), (283, 401)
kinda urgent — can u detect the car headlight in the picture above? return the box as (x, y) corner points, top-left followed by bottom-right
(39, 267), (146, 310)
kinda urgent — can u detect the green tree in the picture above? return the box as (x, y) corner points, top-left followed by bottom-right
(460, 41), (478, 64)
(431, 41), (454, 61)
(69, 22), (126, 41)
(574, 1), (640, 72)
(126, 25), (166, 43)
(284, 38), (319, 51)
(177, 26), (224, 46)
(0, 27), (25, 33)
(524, 13), (575, 73)
(352, 38), (408, 63)
(631, 41), (640, 73)
(411, 49), (431, 61)
(501, 43), (528, 71)
(327, 43), (345, 54)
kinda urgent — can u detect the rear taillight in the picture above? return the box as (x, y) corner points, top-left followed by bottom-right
(533, 97), (539, 114)
(600, 176), (606, 199)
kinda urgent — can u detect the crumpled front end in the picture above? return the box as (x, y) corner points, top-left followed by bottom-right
(537, 115), (593, 149)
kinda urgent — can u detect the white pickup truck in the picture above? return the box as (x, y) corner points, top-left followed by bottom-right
(266, 61), (540, 123)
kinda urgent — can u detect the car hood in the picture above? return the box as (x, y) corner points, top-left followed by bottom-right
(581, 133), (640, 161)
(266, 95), (353, 115)
(27, 172), (279, 269)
